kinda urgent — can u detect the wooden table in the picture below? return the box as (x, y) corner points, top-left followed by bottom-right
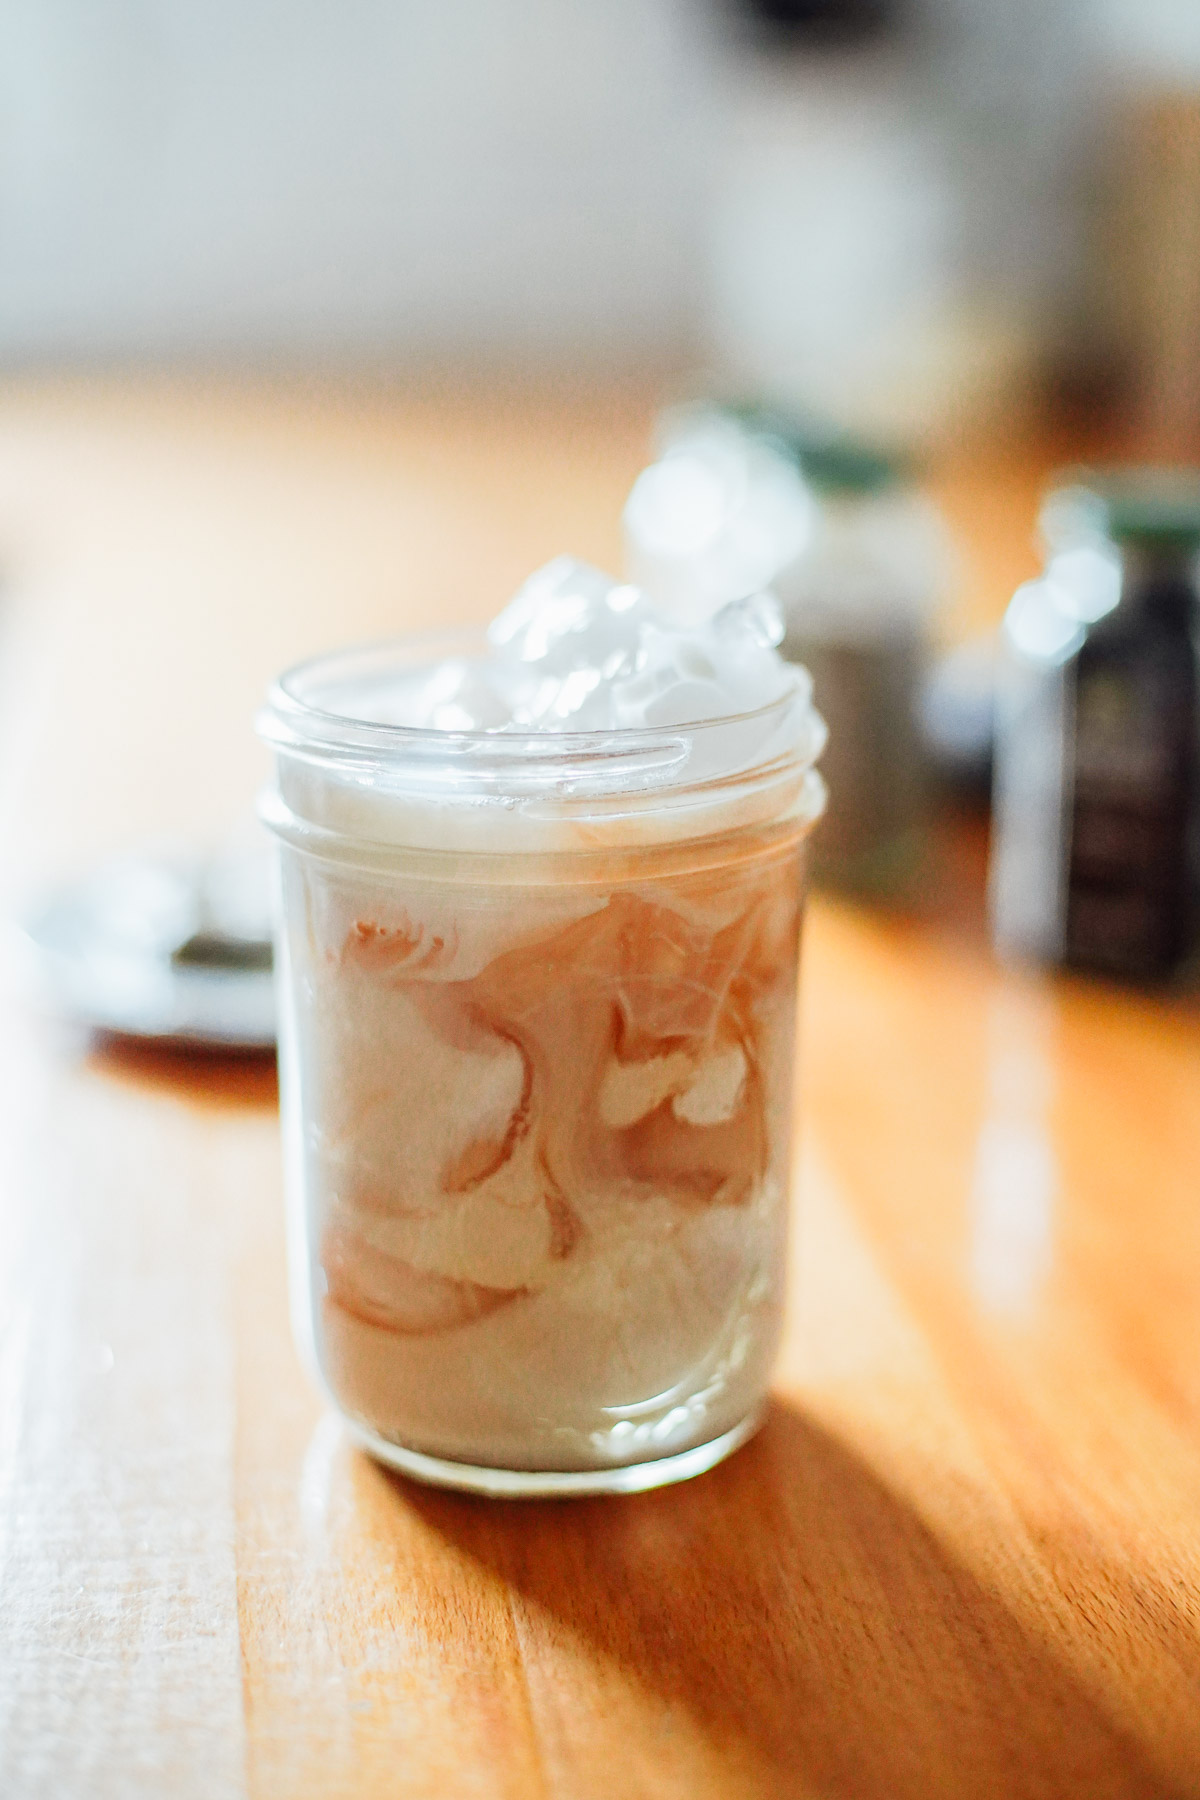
(0, 379), (1197, 1799)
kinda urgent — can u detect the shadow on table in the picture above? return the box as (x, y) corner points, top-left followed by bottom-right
(392, 1399), (1185, 1800)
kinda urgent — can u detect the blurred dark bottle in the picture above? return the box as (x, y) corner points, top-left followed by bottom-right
(726, 0), (896, 44)
(991, 475), (1200, 982)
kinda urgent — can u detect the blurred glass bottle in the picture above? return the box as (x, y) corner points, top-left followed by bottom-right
(624, 402), (950, 894)
(770, 437), (949, 893)
(991, 474), (1200, 982)
(623, 406), (816, 625)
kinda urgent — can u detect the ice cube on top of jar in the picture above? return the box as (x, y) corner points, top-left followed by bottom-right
(340, 553), (803, 730)
(259, 559), (826, 1497)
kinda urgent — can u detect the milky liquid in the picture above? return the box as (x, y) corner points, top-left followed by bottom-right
(266, 560), (822, 1480)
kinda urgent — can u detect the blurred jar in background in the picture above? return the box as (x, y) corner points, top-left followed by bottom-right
(991, 474), (1200, 983)
(625, 403), (952, 895)
(771, 435), (950, 894)
(623, 408), (816, 625)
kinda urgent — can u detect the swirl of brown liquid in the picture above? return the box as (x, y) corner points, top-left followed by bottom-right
(323, 858), (799, 1339)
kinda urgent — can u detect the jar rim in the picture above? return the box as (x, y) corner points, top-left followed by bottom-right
(258, 628), (827, 801)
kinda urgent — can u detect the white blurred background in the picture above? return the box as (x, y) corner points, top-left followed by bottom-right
(2, 0), (1199, 440)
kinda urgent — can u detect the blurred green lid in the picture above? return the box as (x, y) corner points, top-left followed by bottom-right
(1071, 468), (1200, 549)
(717, 400), (903, 494)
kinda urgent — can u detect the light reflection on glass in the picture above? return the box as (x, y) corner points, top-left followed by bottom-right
(969, 980), (1056, 1318)
(1044, 545), (1122, 624)
(1003, 579), (1085, 666)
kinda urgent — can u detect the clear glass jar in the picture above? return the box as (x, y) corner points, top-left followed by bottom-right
(259, 633), (825, 1496)
(624, 403), (951, 896)
(774, 474), (940, 896)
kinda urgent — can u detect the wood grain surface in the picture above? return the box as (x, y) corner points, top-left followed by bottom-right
(0, 378), (1197, 1799)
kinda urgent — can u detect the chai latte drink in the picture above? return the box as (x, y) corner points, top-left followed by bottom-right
(260, 559), (825, 1495)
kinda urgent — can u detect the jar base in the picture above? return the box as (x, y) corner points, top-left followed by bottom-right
(344, 1408), (765, 1498)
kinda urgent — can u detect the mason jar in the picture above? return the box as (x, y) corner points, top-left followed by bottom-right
(259, 632), (825, 1496)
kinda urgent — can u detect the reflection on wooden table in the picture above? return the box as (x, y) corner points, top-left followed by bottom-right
(0, 380), (1197, 1799)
